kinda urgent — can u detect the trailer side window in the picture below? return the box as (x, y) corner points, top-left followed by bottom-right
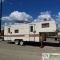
(42, 23), (49, 28)
(30, 26), (33, 32)
(15, 30), (19, 33)
(8, 28), (10, 33)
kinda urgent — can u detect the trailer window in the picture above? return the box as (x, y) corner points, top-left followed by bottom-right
(42, 23), (49, 28)
(8, 28), (10, 33)
(30, 26), (33, 32)
(15, 30), (19, 33)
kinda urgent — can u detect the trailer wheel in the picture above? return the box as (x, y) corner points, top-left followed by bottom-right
(20, 40), (24, 46)
(15, 40), (19, 45)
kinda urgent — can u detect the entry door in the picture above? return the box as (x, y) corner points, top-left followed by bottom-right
(29, 24), (35, 41)
(7, 26), (11, 40)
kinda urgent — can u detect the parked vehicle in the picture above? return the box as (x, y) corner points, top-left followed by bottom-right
(4, 20), (58, 46)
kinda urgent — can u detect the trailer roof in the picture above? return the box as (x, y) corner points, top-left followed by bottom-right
(4, 20), (56, 26)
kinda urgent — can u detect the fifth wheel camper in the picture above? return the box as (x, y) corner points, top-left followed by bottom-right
(4, 20), (58, 46)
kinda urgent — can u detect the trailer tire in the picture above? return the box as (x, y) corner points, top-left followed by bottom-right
(15, 40), (19, 45)
(20, 40), (24, 46)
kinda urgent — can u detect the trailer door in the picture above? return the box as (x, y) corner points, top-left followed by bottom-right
(7, 26), (11, 40)
(29, 24), (36, 41)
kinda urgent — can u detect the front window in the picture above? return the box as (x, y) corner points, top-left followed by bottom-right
(42, 23), (49, 28)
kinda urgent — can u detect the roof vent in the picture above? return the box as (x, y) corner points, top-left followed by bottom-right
(43, 18), (47, 21)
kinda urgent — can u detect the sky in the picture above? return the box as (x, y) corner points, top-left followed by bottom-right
(1, 0), (60, 29)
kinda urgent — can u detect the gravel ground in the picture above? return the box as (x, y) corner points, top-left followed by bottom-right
(0, 38), (60, 60)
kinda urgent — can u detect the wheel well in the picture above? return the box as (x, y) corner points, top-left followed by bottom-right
(14, 39), (23, 42)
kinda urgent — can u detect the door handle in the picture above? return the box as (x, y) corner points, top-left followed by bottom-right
(10, 32), (12, 34)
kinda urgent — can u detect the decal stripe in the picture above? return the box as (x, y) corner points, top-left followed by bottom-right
(4, 34), (39, 37)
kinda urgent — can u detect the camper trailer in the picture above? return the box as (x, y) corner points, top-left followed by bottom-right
(4, 20), (58, 46)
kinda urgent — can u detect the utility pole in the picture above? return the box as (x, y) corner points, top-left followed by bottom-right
(0, 0), (2, 35)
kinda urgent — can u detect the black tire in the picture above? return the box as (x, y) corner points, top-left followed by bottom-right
(20, 40), (24, 46)
(15, 40), (19, 45)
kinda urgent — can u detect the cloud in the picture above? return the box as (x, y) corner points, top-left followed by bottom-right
(56, 12), (60, 22)
(56, 12), (60, 28)
(34, 11), (54, 22)
(2, 11), (33, 22)
(0, 0), (4, 3)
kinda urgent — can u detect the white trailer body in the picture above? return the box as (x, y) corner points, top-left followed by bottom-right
(4, 20), (58, 44)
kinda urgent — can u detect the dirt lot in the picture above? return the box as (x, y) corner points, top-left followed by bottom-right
(0, 39), (60, 60)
